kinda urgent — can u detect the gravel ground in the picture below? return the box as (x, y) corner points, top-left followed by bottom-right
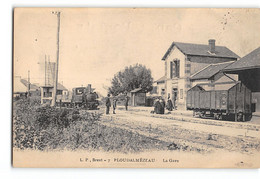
(100, 106), (260, 155)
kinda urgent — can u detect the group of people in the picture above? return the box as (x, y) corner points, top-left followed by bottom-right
(153, 96), (175, 114)
(105, 93), (175, 115)
(105, 94), (129, 115)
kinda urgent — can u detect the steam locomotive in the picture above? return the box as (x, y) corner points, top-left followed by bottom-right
(56, 86), (99, 110)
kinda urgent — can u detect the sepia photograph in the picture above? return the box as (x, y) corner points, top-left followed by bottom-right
(12, 8), (260, 168)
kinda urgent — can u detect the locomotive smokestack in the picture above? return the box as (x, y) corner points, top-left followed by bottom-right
(208, 39), (216, 53)
(87, 84), (92, 93)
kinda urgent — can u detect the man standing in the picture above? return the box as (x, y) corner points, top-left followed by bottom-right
(105, 94), (111, 114)
(125, 95), (129, 111)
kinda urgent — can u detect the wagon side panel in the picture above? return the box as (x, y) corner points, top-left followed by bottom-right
(186, 90), (192, 109)
(215, 91), (221, 110)
(236, 84), (245, 113)
(220, 91), (228, 110)
(194, 91), (200, 109)
(244, 84), (252, 114)
(210, 91), (216, 110)
(199, 92), (204, 109)
(192, 90), (195, 108)
(205, 91), (211, 109)
(227, 85), (235, 114)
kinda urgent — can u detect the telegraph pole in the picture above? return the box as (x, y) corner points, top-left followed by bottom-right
(47, 55), (50, 85)
(51, 11), (61, 106)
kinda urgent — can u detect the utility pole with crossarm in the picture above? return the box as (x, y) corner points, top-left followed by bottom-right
(51, 11), (61, 107)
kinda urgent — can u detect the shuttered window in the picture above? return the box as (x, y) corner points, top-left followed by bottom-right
(170, 59), (180, 78)
(170, 62), (173, 78)
(174, 60), (180, 78)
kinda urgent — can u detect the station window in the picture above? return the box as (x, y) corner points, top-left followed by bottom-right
(57, 90), (62, 95)
(170, 61), (174, 79)
(174, 60), (180, 78)
(170, 59), (180, 78)
(76, 88), (84, 95)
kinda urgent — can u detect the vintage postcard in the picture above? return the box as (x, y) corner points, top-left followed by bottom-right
(13, 8), (260, 168)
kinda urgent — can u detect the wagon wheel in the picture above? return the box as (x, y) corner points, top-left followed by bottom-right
(199, 112), (205, 118)
(214, 114), (218, 120)
(242, 114), (246, 122)
(193, 111), (196, 117)
(246, 114), (252, 121)
(218, 114), (223, 120)
(237, 112), (243, 122)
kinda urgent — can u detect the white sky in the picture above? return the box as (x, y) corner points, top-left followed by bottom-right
(14, 8), (260, 96)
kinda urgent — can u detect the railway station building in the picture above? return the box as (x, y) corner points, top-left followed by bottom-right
(159, 39), (239, 110)
(224, 47), (260, 114)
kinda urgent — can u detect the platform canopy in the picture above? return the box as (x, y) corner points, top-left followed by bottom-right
(223, 47), (260, 92)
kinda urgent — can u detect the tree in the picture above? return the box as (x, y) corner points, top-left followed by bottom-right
(109, 64), (154, 96)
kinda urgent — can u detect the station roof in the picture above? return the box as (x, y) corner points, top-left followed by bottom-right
(224, 47), (260, 72)
(162, 42), (240, 61)
(190, 61), (234, 80)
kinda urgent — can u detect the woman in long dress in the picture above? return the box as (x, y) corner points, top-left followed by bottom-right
(166, 97), (173, 111)
(154, 98), (161, 114)
(159, 98), (165, 114)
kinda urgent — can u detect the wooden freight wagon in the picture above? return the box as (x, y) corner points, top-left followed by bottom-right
(186, 82), (252, 121)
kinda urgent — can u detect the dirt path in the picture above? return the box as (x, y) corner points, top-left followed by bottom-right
(100, 109), (260, 154)
(121, 106), (260, 131)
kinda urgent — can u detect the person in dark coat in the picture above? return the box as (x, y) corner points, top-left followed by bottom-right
(105, 94), (111, 114)
(159, 97), (165, 114)
(166, 96), (173, 111)
(154, 98), (161, 114)
(125, 95), (129, 111)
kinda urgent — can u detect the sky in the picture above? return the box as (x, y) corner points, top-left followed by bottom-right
(14, 8), (260, 96)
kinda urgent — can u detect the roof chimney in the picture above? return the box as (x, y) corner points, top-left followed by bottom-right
(208, 39), (216, 53)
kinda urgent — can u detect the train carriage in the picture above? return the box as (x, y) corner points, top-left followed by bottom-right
(187, 82), (252, 121)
